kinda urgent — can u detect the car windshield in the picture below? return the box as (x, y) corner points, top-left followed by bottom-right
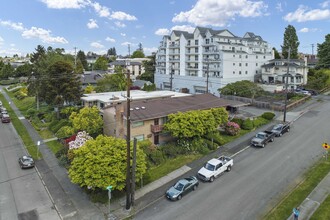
(273, 124), (282, 131)
(174, 182), (184, 191)
(256, 133), (265, 139)
(204, 163), (215, 171)
(23, 157), (33, 162)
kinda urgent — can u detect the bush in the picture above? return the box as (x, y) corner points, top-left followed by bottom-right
(224, 121), (241, 136)
(56, 126), (75, 139)
(26, 108), (37, 118)
(203, 138), (218, 151)
(49, 119), (70, 133)
(204, 132), (224, 146)
(242, 118), (254, 130)
(231, 118), (244, 127)
(148, 150), (165, 165)
(160, 143), (186, 158)
(261, 112), (275, 120)
(253, 117), (269, 128)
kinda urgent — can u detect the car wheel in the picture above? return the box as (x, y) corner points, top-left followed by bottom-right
(279, 133), (283, 137)
(227, 165), (232, 172)
(193, 185), (197, 191)
(210, 176), (215, 182)
(177, 195), (182, 200)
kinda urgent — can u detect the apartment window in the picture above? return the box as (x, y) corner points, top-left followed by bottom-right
(233, 71), (235, 74)
(239, 71), (242, 75)
(195, 48), (198, 53)
(233, 54), (235, 57)
(195, 55), (198, 61)
(246, 55), (248, 58)
(256, 63), (258, 66)
(264, 56), (266, 59)
(206, 39), (210, 44)
(233, 63), (235, 66)
(245, 71), (248, 74)
(132, 121), (144, 128)
(195, 39), (198, 45)
(256, 55), (258, 59)
(239, 63), (242, 67)
(245, 63), (248, 66)
(187, 40), (191, 46)
(134, 135), (144, 141)
(239, 55), (242, 58)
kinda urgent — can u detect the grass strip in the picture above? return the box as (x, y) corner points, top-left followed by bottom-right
(310, 193), (330, 220)
(263, 159), (330, 220)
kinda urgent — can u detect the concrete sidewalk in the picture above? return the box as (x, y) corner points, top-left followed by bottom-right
(287, 170), (330, 220)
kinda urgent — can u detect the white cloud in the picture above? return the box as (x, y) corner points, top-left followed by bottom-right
(0, 48), (21, 56)
(90, 42), (104, 48)
(144, 47), (158, 54)
(0, 36), (4, 44)
(120, 33), (126, 37)
(299, 27), (318, 33)
(22, 27), (68, 44)
(171, 25), (195, 33)
(320, 1), (330, 8)
(90, 2), (110, 17)
(155, 28), (170, 36)
(105, 37), (116, 42)
(276, 3), (283, 12)
(172, 0), (268, 27)
(284, 5), (330, 22)
(0, 20), (25, 31)
(110, 11), (137, 21)
(41, 0), (88, 9)
(10, 43), (15, 47)
(115, 21), (126, 28)
(87, 19), (99, 29)
(121, 42), (137, 47)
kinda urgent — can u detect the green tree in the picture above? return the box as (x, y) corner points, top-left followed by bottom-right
(107, 47), (117, 56)
(41, 60), (82, 107)
(14, 63), (33, 77)
(131, 50), (145, 58)
(77, 50), (88, 70)
(273, 47), (281, 59)
(95, 73), (127, 92)
(164, 108), (228, 139)
(0, 63), (14, 79)
(68, 135), (147, 190)
(84, 84), (95, 94)
(93, 56), (108, 71)
(137, 55), (155, 82)
(69, 106), (104, 136)
(219, 80), (264, 98)
(306, 69), (330, 90)
(281, 25), (300, 59)
(316, 34), (330, 69)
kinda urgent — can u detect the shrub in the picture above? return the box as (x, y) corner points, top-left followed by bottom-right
(253, 117), (269, 128)
(242, 118), (254, 130)
(224, 121), (240, 136)
(160, 143), (186, 158)
(203, 139), (218, 151)
(204, 132), (224, 146)
(148, 150), (165, 165)
(231, 118), (244, 127)
(56, 126), (75, 139)
(26, 108), (37, 118)
(49, 119), (70, 133)
(261, 112), (275, 120)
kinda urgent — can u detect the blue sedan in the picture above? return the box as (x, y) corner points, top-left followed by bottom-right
(165, 176), (199, 201)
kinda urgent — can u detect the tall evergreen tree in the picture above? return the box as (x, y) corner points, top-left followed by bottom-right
(316, 34), (330, 69)
(77, 50), (88, 70)
(281, 25), (300, 59)
(272, 47), (281, 59)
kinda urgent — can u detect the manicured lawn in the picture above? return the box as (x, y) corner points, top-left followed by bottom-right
(0, 94), (41, 159)
(263, 160), (330, 220)
(47, 140), (64, 154)
(143, 154), (202, 185)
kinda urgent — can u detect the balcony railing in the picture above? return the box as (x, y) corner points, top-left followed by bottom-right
(151, 124), (164, 133)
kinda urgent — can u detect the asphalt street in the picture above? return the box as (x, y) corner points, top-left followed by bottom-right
(0, 116), (60, 220)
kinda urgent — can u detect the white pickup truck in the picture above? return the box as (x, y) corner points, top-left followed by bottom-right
(197, 156), (233, 182)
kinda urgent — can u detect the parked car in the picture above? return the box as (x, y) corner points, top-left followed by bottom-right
(1, 114), (10, 123)
(197, 156), (233, 182)
(0, 110), (8, 118)
(251, 130), (276, 148)
(165, 176), (199, 201)
(18, 155), (35, 169)
(271, 123), (290, 137)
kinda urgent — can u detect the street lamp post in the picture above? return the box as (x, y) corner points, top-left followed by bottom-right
(106, 185), (112, 217)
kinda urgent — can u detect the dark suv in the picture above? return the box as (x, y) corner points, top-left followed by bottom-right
(18, 156), (35, 169)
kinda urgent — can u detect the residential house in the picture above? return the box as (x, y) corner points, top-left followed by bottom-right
(260, 59), (308, 91)
(108, 58), (150, 80)
(155, 27), (274, 95)
(103, 93), (244, 145)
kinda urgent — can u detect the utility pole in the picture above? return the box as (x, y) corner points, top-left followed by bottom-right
(206, 59), (209, 93)
(170, 64), (174, 91)
(131, 138), (137, 206)
(283, 48), (291, 123)
(311, 44), (314, 55)
(125, 59), (131, 210)
(74, 47), (77, 71)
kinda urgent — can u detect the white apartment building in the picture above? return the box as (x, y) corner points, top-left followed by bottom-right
(155, 27), (274, 95)
(260, 59), (308, 90)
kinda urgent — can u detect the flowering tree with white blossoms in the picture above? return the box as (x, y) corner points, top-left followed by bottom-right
(68, 131), (93, 150)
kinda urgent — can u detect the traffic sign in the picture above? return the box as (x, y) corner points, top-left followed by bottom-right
(322, 143), (329, 149)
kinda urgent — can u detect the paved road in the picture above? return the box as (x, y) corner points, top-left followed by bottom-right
(0, 119), (60, 220)
(133, 97), (328, 220)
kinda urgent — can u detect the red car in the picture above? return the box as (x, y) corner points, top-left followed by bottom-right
(1, 114), (10, 123)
